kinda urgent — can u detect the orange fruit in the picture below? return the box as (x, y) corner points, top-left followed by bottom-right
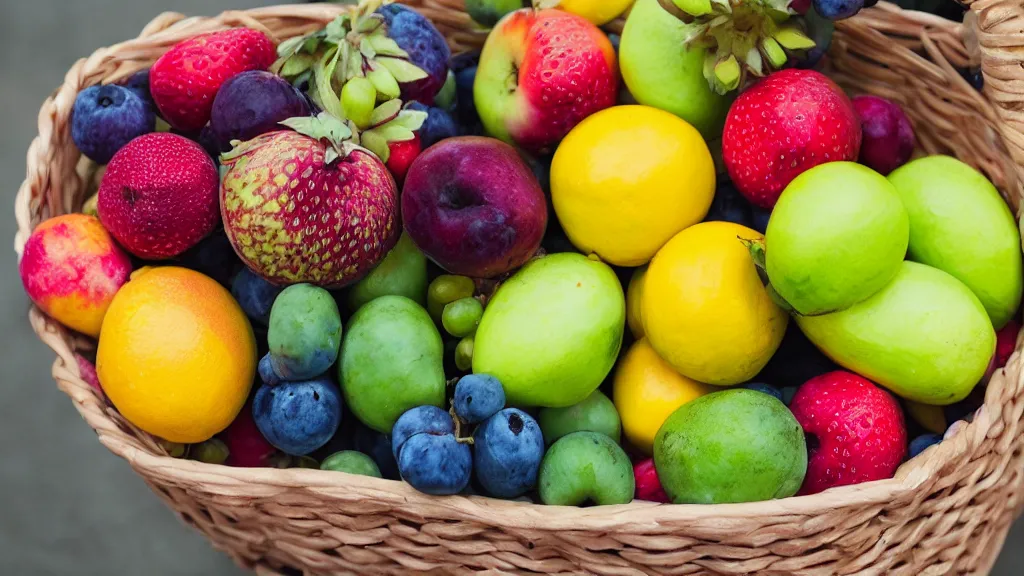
(97, 266), (257, 443)
(612, 338), (714, 454)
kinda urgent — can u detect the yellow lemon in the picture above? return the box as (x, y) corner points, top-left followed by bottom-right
(555, 0), (635, 25)
(613, 338), (713, 454)
(551, 105), (715, 267)
(643, 221), (789, 385)
(97, 267), (257, 443)
(626, 265), (647, 339)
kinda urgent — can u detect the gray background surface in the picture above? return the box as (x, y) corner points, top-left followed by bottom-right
(0, 1), (1020, 574)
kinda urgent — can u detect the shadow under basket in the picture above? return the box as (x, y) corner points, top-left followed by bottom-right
(13, 0), (1024, 574)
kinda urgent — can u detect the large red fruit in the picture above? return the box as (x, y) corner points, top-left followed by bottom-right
(475, 9), (618, 155)
(790, 371), (907, 496)
(220, 129), (399, 288)
(723, 69), (862, 209)
(221, 398), (277, 468)
(996, 319), (1020, 369)
(633, 458), (670, 503)
(97, 133), (220, 260)
(150, 28), (276, 132)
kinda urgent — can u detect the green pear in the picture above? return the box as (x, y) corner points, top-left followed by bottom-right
(538, 390), (621, 445)
(619, 0), (731, 139)
(473, 253), (625, 408)
(888, 155), (1023, 329)
(797, 261), (996, 405)
(347, 232), (428, 312)
(538, 431), (634, 506)
(339, 296), (446, 433)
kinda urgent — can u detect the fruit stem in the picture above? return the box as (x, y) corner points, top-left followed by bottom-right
(449, 402), (475, 445)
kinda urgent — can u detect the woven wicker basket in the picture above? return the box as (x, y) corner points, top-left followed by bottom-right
(13, 0), (1024, 574)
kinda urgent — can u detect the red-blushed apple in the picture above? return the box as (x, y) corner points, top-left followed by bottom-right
(401, 136), (547, 278)
(789, 371), (907, 496)
(474, 9), (618, 155)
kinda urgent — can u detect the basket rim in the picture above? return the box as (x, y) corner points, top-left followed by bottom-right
(13, 0), (1024, 534)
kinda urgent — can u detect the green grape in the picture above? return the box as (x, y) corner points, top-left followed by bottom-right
(427, 275), (475, 322)
(442, 297), (483, 338)
(455, 336), (475, 372)
(367, 64), (401, 101)
(435, 70), (457, 111)
(191, 438), (229, 464)
(342, 77), (377, 129)
(158, 439), (188, 458)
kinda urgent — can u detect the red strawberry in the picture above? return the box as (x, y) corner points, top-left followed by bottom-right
(996, 320), (1020, 369)
(723, 69), (862, 209)
(386, 134), (422, 187)
(790, 371), (907, 496)
(633, 458), (670, 503)
(150, 28), (276, 132)
(97, 133), (220, 260)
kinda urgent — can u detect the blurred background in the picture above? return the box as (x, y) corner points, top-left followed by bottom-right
(0, 1), (1020, 574)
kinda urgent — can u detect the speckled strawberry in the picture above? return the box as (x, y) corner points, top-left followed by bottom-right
(220, 113), (399, 288)
(723, 69), (862, 209)
(150, 28), (276, 132)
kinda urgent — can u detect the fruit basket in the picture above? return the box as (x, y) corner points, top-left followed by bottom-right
(13, 0), (1024, 574)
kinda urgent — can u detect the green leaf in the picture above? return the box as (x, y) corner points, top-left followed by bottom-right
(367, 35), (408, 58)
(673, 0), (713, 16)
(314, 47), (346, 120)
(277, 36), (306, 58)
(534, 0), (562, 8)
(347, 46), (365, 80)
(280, 112), (353, 145)
(360, 130), (390, 162)
(376, 57), (429, 83)
(761, 37), (788, 69)
(774, 26), (816, 50)
(356, 14), (384, 34)
(745, 47), (764, 76)
(325, 15), (349, 44)
(373, 123), (416, 143)
(280, 53), (317, 78)
(391, 109), (428, 132)
(713, 55), (741, 93)
(302, 35), (324, 54)
(370, 99), (403, 127)
(367, 62), (401, 99)
(360, 37), (376, 60)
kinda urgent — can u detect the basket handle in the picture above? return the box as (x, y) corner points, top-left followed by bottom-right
(962, 0), (1024, 209)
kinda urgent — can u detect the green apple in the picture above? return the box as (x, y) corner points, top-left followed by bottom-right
(888, 155), (1023, 329)
(654, 389), (806, 504)
(320, 451), (382, 478)
(764, 162), (909, 315)
(347, 232), (429, 313)
(339, 296), (446, 433)
(473, 253), (626, 407)
(538, 431), (634, 506)
(797, 261), (995, 405)
(619, 0), (731, 140)
(538, 390), (621, 445)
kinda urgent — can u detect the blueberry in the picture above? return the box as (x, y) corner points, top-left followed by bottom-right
(407, 103), (459, 148)
(607, 33), (621, 53)
(782, 386), (800, 406)
(705, 183), (753, 228)
(353, 424), (400, 480)
(123, 69), (153, 104)
(391, 405), (454, 460)
(908, 433), (942, 459)
(252, 379), (343, 456)
(377, 4), (451, 105)
(453, 57), (480, 129)
(473, 408), (545, 498)
(741, 382), (784, 402)
(232, 268), (284, 327)
(795, 8), (834, 70)
(812, 0), (864, 21)
(454, 374), (506, 424)
(960, 68), (984, 91)
(177, 231), (242, 287)
(210, 70), (312, 153)
(72, 84), (155, 164)
(398, 431), (472, 495)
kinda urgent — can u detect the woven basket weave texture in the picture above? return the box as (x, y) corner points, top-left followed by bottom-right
(12, 1), (1024, 574)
